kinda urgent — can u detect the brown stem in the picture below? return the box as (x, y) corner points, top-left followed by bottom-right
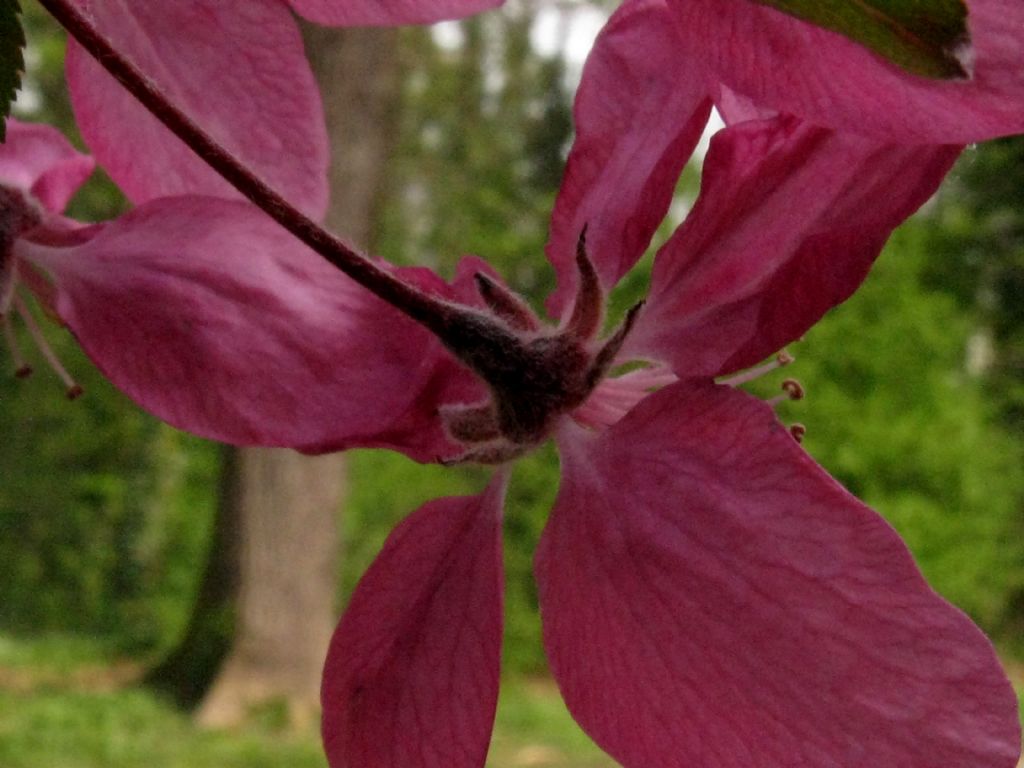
(36, 0), (461, 336)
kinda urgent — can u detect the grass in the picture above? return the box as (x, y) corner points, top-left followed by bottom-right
(0, 633), (1020, 768)
(490, 678), (615, 768)
(0, 687), (327, 768)
(1008, 660), (1024, 732)
(0, 632), (613, 768)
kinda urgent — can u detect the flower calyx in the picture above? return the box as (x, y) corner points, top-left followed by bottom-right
(439, 229), (640, 464)
(0, 185), (43, 249)
(1, 184), (44, 322)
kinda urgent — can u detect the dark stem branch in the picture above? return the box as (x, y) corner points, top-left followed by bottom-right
(36, 0), (460, 336)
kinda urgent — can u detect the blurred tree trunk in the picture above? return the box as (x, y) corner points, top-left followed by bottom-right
(146, 26), (401, 728)
(192, 449), (344, 728)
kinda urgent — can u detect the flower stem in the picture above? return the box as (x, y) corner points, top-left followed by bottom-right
(36, 0), (463, 337)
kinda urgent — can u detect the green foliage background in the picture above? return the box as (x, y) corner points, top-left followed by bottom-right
(776, 224), (1024, 639)
(0, 5), (1022, 679)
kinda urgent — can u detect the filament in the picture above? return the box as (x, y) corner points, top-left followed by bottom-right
(14, 294), (82, 398)
(2, 313), (32, 378)
(719, 350), (794, 388)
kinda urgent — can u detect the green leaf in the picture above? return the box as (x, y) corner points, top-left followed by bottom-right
(0, 0), (24, 141)
(751, 0), (970, 80)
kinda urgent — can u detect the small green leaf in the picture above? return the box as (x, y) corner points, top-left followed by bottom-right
(751, 0), (970, 80)
(0, 0), (24, 141)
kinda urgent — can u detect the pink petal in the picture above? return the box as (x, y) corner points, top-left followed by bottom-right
(538, 382), (1021, 768)
(0, 120), (94, 213)
(626, 115), (959, 377)
(713, 85), (778, 126)
(289, 0), (502, 26)
(671, 0), (1024, 143)
(544, 0), (711, 318)
(65, 0), (328, 218)
(322, 473), (506, 768)
(22, 196), (482, 460)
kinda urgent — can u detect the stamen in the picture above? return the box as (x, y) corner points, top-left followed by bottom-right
(614, 366), (678, 391)
(719, 350), (794, 388)
(768, 377), (805, 407)
(573, 394), (631, 429)
(574, 363), (677, 429)
(14, 294), (83, 399)
(781, 378), (804, 400)
(789, 423), (807, 443)
(2, 314), (33, 378)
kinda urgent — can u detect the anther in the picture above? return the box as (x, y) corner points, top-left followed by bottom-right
(767, 378), (805, 408)
(789, 423), (806, 443)
(781, 378), (804, 400)
(14, 294), (83, 399)
(720, 349), (794, 388)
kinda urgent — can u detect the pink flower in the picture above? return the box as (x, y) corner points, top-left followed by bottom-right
(14, 0), (504, 451)
(315, 4), (1022, 768)
(64, 0), (330, 217)
(0, 118), (490, 457)
(666, 0), (1024, 144)
(287, 0), (502, 26)
(1, 121), (95, 393)
(62, 0), (501, 216)
(25, 1), (1021, 766)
